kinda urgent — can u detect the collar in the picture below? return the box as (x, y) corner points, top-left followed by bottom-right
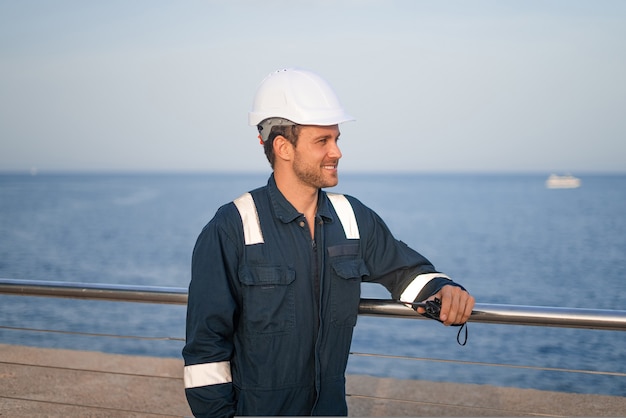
(266, 174), (336, 224)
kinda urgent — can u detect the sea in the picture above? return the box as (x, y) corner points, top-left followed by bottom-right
(1, 172), (625, 397)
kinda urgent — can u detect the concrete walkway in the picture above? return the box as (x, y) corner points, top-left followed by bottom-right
(1, 343), (625, 417)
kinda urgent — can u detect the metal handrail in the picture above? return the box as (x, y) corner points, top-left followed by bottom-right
(2, 278), (626, 331)
(0, 278), (188, 305)
(359, 299), (626, 331)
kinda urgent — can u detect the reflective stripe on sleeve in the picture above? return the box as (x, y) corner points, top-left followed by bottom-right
(400, 273), (451, 303)
(327, 193), (360, 239)
(233, 192), (264, 245)
(184, 361), (232, 389)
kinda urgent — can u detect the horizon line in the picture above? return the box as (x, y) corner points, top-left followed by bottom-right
(1, 169), (624, 176)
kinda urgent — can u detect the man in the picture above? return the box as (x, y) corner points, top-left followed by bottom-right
(183, 68), (475, 417)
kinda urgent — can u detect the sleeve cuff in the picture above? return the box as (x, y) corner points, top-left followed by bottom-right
(399, 273), (451, 303)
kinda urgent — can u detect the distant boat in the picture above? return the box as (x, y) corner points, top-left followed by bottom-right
(545, 174), (581, 189)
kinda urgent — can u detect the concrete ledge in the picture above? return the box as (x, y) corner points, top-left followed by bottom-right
(2, 344), (625, 417)
(347, 375), (626, 416)
(0, 343), (190, 417)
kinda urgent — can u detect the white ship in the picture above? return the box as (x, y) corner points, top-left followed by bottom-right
(545, 174), (581, 189)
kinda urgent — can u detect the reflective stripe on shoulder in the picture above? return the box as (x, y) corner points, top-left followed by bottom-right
(327, 193), (360, 239)
(184, 361), (232, 389)
(400, 273), (451, 303)
(233, 192), (264, 245)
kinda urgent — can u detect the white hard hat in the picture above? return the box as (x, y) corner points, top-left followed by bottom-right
(248, 68), (355, 127)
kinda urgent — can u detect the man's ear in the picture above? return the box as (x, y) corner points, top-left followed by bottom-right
(273, 135), (293, 162)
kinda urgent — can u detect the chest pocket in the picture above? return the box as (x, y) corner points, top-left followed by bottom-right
(238, 264), (296, 335)
(330, 257), (369, 327)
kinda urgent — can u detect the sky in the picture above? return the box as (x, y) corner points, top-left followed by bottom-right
(1, 0), (625, 174)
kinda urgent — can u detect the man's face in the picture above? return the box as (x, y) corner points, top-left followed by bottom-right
(292, 124), (342, 189)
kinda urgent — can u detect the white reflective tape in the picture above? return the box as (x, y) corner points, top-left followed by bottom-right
(327, 193), (360, 239)
(184, 361), (232, 389)
(233, 193), (264, 245)
(400, 273), (450, 303)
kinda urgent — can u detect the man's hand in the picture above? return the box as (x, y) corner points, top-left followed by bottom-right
(415, 285), (475, 326)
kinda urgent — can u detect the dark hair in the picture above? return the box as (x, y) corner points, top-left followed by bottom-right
(263, 124), (301, 168)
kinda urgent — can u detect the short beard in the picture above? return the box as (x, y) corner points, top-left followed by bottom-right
(293, 153), (338, 189)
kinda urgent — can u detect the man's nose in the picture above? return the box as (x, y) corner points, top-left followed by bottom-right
(329, 140), (342, 159)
